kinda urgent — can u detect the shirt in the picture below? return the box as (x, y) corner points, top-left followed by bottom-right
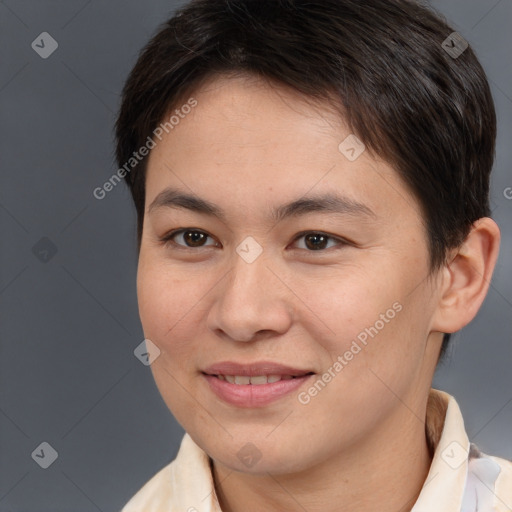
(121, 389), (512, 511)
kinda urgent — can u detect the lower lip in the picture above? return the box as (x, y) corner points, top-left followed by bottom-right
(203, 374), (314, 408)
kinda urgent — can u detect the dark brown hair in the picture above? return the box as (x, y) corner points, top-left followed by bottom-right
(115, 0), (497, 359)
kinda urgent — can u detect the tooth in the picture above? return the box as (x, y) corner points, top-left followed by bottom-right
(225, 375), (235, 384)
(267, 375), (281, 383)
(281, 375), (293, 380)
(234, 376), (250, 385)
(217, 375), (225, 381)
(250, 375), (268, 385)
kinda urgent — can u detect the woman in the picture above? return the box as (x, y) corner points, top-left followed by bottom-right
(115, 1), (512, 510)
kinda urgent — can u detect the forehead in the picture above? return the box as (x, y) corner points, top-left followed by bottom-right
(144, 75), (422, 225)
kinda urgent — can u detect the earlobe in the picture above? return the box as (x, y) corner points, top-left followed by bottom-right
(432, 217), (501, 334)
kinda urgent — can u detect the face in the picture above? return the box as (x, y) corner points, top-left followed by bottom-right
(137, 74), (444, 475)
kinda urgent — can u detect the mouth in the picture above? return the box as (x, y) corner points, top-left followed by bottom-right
(201, 361), (315, 407)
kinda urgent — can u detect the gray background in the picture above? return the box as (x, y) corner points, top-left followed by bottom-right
(0, 1), (510, 510)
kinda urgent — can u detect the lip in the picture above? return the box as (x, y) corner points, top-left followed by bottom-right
(201, 361), (315, 408)
(202, 361), (313, 377)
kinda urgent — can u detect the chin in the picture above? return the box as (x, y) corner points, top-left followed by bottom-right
(201, 435), (316, 476)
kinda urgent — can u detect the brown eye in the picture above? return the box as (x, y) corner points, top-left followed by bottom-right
(182, 230), (208, 247)
(304, 233), (329, 250)
(293, 231), (346, 251)
(162, 229), (218, 248)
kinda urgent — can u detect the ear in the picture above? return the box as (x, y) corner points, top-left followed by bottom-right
(431, 217), (501, 334)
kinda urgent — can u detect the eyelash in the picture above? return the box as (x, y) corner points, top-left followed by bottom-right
(159, 228), (349, 253)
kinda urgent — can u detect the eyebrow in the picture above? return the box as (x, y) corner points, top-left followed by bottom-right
(147, 187), (376, 222)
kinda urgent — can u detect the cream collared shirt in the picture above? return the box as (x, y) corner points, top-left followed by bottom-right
(121, 389), (512, 511)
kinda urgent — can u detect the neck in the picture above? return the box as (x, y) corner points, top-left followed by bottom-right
(212, 401), (433, 512)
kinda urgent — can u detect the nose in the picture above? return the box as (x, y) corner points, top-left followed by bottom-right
(206, 246), (294, 343)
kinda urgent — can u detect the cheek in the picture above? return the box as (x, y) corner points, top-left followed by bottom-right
(136, 262), (208, 416)
(296, 269), (400, 356)
(136, 261), (206, 358)
(301, 268), (429, 399)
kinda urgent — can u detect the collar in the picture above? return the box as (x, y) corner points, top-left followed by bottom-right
(411, 388), (470, 511)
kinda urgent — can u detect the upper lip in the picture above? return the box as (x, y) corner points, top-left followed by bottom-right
(202, 361), (315, 377)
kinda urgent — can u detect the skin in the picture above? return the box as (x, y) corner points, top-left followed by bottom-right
(136, 74), (500, 512)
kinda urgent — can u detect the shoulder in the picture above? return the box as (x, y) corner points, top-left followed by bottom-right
(490, 454), (512, 508)
(462, 447), (512, 512)
(119, 433), (218, 512)
(120, 461), (175, 512)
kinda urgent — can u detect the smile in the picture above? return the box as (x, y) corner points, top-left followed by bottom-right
(202, 373), (314, 408)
